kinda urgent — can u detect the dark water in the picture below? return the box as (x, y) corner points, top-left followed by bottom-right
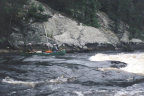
(0, 51), (144, 96)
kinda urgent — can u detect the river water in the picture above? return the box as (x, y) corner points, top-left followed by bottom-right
(0, 51), (144, 96)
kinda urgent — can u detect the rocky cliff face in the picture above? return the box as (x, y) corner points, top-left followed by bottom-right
(8, 0), (142, 52)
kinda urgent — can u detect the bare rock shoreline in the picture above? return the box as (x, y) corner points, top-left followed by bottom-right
(0, 41), (144, 55)
(0, 49), (22, 56)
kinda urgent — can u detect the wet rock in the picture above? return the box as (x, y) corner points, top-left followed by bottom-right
(73, 67), (144, 87)
(40, 63), (144, 87)
(110, 61), (127, 68)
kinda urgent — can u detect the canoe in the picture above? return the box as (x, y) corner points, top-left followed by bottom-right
(20, 49), (66, 56)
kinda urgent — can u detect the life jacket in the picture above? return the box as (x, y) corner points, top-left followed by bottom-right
(27, 45), (33, 52)
(52, 46), (57, 51)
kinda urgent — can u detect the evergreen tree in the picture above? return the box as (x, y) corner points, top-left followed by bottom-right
(118, 0), (134, 32)
(0, 0), (29, 36)
(0, 0), (51, 49)
(131, 0), (144, 38)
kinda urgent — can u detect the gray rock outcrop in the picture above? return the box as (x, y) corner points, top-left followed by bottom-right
(8, 0), (144, 52)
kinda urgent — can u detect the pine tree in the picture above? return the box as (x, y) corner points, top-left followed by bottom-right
(0, 0), (29, 36)
(0, 0), (51, 50)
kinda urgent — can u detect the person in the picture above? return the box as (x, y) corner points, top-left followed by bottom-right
(52, 44), (58, 52)
(27, 43), (35, 53)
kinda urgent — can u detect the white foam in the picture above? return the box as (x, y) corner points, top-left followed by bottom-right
(89, 52), (144, 74)
(114, 87), (144, 96)
(2, 76), (38, 87)
(2, 76), (73, 87)
(74, 91), (84, 96)
(48, 75), (68, 84)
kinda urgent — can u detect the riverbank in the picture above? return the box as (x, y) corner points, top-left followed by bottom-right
(0, 49), (22, 56)
(0, 41), (144, 55)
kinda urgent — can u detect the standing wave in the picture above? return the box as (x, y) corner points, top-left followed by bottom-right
(89, 52), (144, 74)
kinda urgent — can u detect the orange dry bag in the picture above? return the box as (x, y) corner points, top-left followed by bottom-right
(45, 50), (52, 53)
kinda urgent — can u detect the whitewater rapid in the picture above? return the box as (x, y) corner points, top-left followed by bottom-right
(1, 52), (144, 96)
(89, 52), (144, 74)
